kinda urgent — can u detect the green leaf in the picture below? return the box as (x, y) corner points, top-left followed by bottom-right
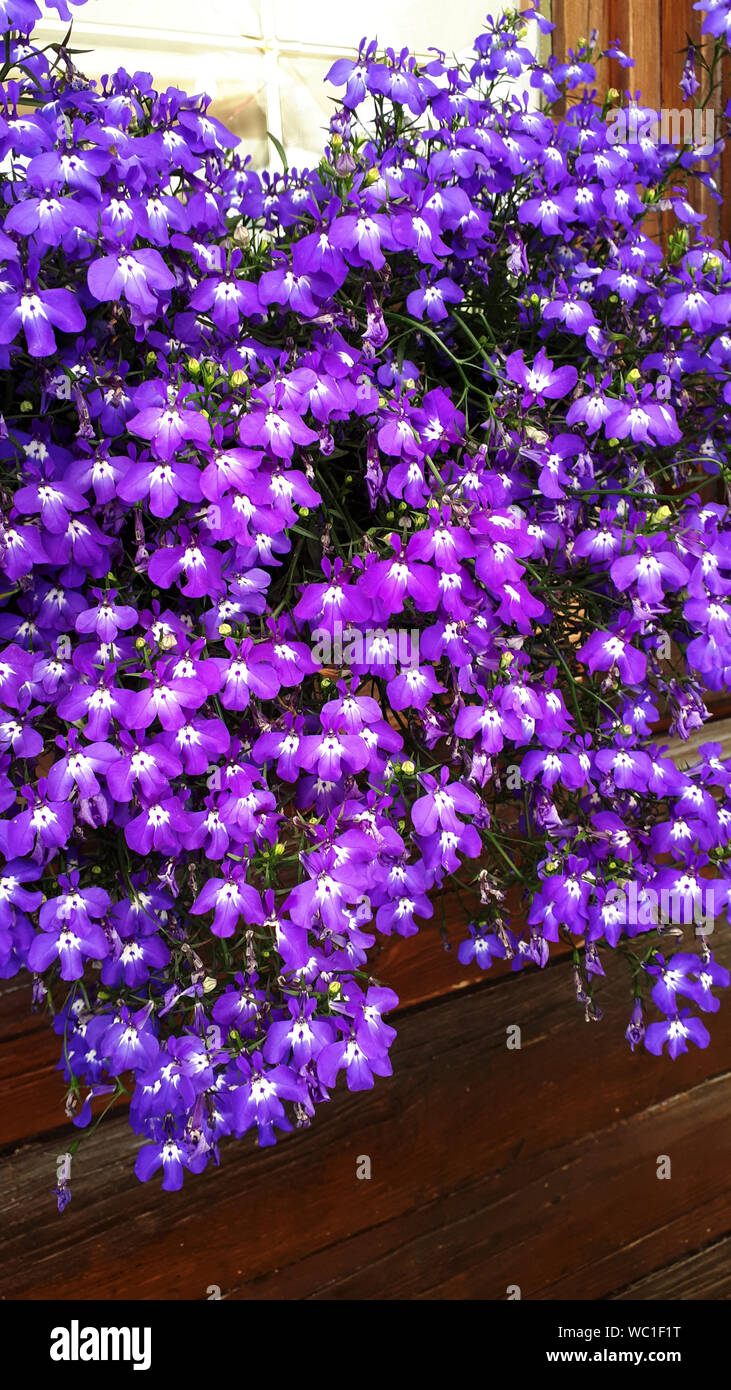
(267, 131), (288, 171)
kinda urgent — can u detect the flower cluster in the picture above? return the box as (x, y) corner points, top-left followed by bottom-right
(1, 0), (731, 1199)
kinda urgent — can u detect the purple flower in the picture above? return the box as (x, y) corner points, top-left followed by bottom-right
(317, 1031), (393, 1091)
(505, 347), (578, 407)
(0, 284), (85, 357)
(87, 249), (175, 316)
(406, 274), (464, 322)
(191, 867), (264, 938)
(644, 1009), (710, 1058)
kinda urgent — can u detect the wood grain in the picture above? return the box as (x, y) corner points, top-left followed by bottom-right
(612, 1236), (731, 1300)
(2, 937), (729, 1301)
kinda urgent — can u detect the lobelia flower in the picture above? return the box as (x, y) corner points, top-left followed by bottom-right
(27, 875), (110, 980)
(262, 997), (336, 1068)
(406, 274), (464, 322)
(504, 346), (578, 407)
(0, 280), (85, 357)
(190, 866), (265, 938)
(317, 1028), (393, 1091)
(1, 0), (731, 1196)
(87, 248), (176, 317)
(221, 1051), (304, 1145)
(643, 1009), (711, 1058)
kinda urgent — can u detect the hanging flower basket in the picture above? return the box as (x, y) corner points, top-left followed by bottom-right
(1, 0), (730, 1205)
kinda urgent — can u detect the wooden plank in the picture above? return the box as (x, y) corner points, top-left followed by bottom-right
(551, 0), (729, 241)
(292, 1080), (730, 1301)
(551, 0), (594, 63)
(660, 0), (720, 240)
(0, 916), (572, 1151)
(1, 937), (729, 1301)
(609, 0), (661, 107)
(611, 1235), (731, 1299)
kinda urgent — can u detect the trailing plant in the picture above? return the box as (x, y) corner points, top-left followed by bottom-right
(1, 0), (731, 1199)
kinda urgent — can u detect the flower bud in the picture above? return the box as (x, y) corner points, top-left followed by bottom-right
(188, 357), (201, 377)
(401, 759), (415, 775)
(327, 980), (341, 997)
(230, 369), (247, 389)
(218, 623), (232, 637)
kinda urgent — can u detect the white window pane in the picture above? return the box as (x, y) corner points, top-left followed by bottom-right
(274, 0), (508, 54)
(41, 0), (262, 39)
(279, 53), (335, 167)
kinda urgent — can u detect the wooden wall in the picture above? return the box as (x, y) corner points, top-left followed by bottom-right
(551, 0), (731, 243)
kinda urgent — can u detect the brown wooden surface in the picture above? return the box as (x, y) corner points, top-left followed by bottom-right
(551, 0), (730, 243)
(1, 937), (729, 1301)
